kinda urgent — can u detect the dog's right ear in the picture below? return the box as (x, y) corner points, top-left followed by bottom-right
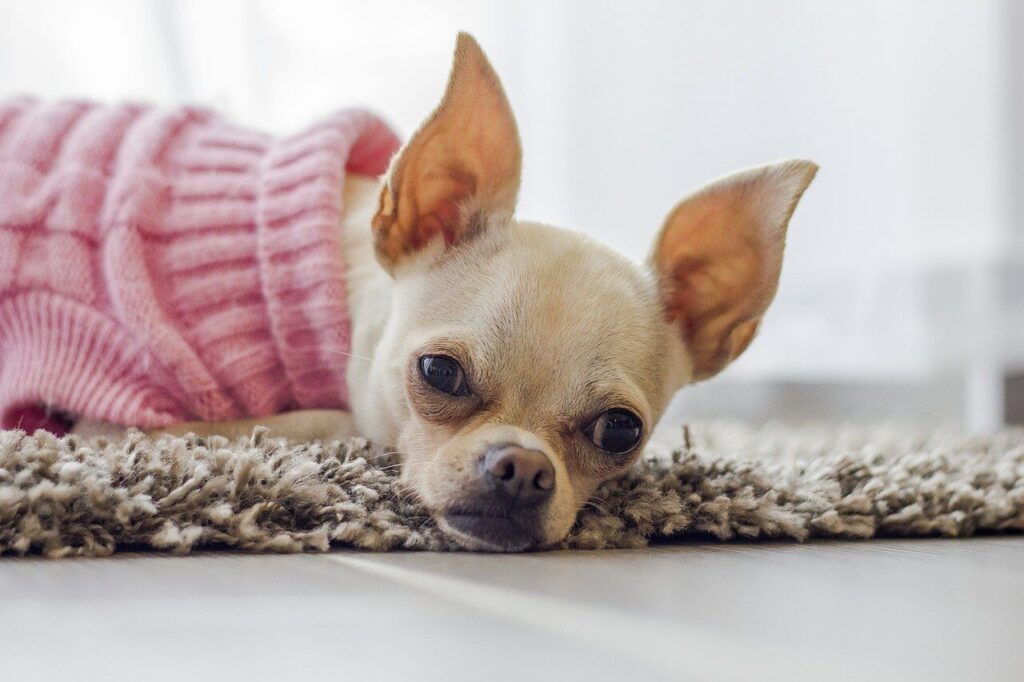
(372, 33), (522, 272)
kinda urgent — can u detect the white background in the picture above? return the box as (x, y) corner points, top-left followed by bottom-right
(0, 0), (1019, 426)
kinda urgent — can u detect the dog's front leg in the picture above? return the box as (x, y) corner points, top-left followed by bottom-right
(150, 409), (359, 441)
(73, 409), (358, 442)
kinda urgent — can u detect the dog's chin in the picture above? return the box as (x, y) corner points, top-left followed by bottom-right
(438, 513), (543, 552)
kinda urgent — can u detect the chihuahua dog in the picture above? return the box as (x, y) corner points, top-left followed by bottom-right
(91, 34), (817, 550)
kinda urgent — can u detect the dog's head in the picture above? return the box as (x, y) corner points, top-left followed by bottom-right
(370, 34), (816, 550)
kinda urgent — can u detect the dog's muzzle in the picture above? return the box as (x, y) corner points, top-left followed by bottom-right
(441, 443), (555, 551)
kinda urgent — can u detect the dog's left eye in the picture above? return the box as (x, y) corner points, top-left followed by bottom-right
(584, 409), (643, 455)
(419, 355), (471, 397)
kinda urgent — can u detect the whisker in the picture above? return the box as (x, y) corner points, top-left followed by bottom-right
(396, 489), (423, 507)
(319, 348), (376, 363)
(583, 493), (613, 513)
(369, 450), (404, 472)
(393, 481), (424, 507)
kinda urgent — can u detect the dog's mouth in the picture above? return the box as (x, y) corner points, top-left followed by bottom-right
(438, 511), (542, 552)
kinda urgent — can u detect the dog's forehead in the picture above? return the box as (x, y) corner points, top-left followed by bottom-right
(413, 222), (670, 407)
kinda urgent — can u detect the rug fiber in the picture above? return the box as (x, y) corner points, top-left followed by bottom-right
(1, 423), (1022, 557)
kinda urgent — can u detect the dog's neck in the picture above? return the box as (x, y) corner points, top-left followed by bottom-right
(339, 172), (402, 442)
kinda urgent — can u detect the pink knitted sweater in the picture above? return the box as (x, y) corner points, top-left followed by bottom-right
(0, 99), (400, 433)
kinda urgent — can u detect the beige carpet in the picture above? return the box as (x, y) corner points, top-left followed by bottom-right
(1, 423), (1022, 557)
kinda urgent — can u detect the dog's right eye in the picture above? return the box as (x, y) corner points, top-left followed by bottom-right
(419, 355), (471, 397)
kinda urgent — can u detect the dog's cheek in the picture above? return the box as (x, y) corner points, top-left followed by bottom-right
(571, 477), (602, 508)
(528, 466), (581, 546)
(398, 422), (476, 510)
(541, 489), (583, 546)
(536, 471), (605, 545)
(395, 424), (441, 504)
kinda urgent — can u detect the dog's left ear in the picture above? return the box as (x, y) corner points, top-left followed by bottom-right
(373, 32), (521, 271)
(651, 160), (818, 381)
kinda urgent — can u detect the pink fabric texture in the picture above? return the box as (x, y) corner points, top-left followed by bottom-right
(0, 99), (400, 433)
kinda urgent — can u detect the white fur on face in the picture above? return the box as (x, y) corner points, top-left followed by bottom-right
(374, 219), (691, 545)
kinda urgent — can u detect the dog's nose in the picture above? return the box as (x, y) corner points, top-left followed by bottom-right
(481, 445), (555, 507)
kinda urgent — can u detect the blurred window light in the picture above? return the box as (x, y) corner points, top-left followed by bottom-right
(0, 0), (1019, 427)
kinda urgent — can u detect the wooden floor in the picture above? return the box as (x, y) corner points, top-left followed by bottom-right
(2, 538), (1022, 681)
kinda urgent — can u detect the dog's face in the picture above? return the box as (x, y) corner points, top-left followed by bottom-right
(369, 34), (817, 550)
(376, 222), (683, 550)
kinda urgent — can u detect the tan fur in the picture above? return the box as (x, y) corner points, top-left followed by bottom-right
(652, 160), (818, 380)
(377, 223), (681, 549)
(371, 33), (522, 271)
(88, 33), (816, 550)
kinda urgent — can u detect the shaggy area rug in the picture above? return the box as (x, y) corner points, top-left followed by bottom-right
(1, 423), (1022, 557)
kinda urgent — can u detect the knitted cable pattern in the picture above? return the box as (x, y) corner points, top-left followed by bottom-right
(0, 99), (400, 432)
